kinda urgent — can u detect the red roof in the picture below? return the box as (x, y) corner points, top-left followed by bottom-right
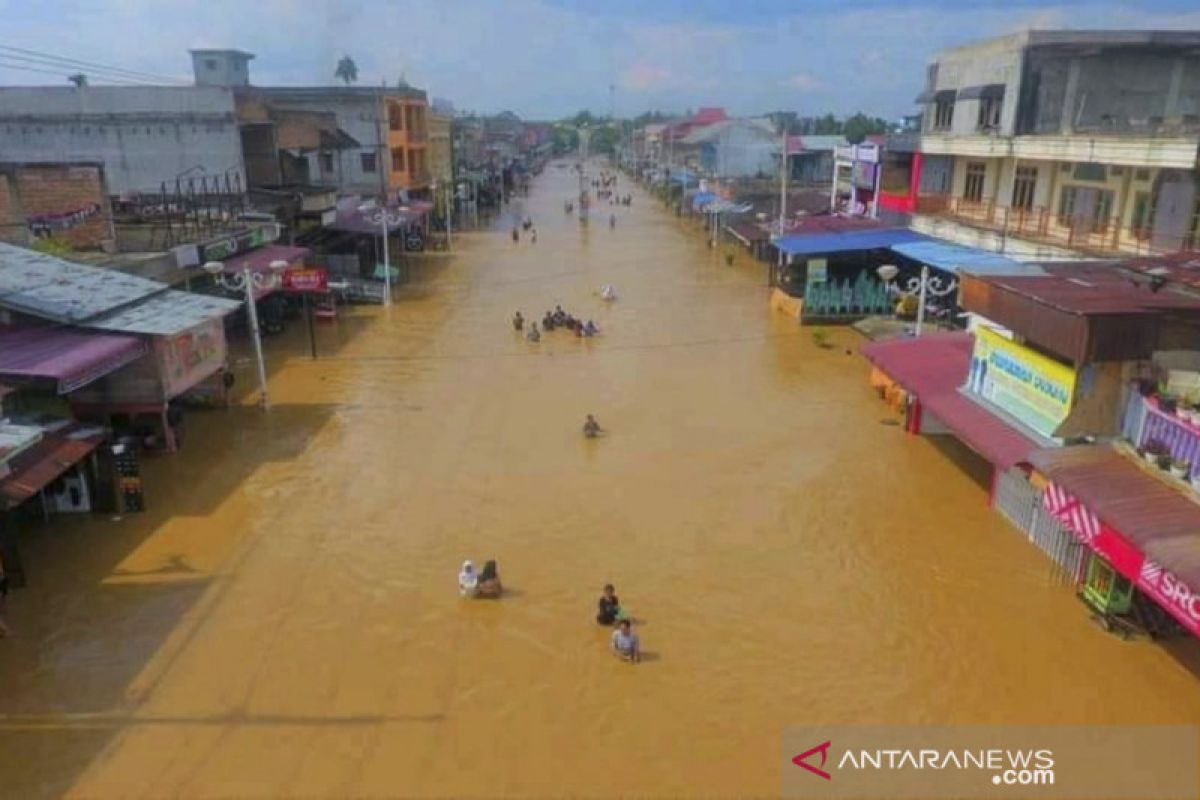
(973, 266), (1200, 316)
(692, 107), (727, 124)
(223, 244), (310, 276)
(1029, 445), (1200, 594)
(861, 332), (1041, 469)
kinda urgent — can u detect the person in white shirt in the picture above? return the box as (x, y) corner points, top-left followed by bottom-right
(611, 619), (640, 663)
(458, 560), (479, 597)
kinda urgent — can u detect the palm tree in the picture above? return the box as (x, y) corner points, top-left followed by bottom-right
(68, 73), (87, 87)
(334, 56), (358, 85)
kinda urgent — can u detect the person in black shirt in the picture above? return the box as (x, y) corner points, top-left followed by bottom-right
(596, 583), (622, 625)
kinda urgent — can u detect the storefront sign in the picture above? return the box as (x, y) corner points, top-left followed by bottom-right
(198, 225), (280, 263)
(157, 319), (227, 400)
(1044, 482), (1200, 639)
(282, 267), (328, 293)
(967, 325), (1076, 439)
(807, 258), (828, 286)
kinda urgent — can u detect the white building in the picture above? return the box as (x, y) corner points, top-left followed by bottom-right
(898, 30), (1200, 258)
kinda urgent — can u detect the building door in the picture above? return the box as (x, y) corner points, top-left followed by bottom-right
(1151, 170), (1198, 252)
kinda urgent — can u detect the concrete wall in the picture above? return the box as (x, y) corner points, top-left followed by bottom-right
(0, 87), (244, 196)
(925, 33), (1026, 137)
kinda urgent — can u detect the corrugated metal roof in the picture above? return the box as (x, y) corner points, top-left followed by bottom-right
(1029, 445), (1200, 591)
(890, 240), (1045, 276)
(861, 332), (1042, 468)
(775, 227), (928, 257)
(0, 242), (165, 323)
(0, 425), (105, 510)
(0, 325), (148, 394)
(970, 270), (1200, 315)
(1122, 251), (1200, 289)
(84, 291), (240, 336)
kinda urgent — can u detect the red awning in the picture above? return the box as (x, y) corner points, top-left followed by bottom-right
(861, 332), (1041, 469)
(1031, 445), (1200, 638)
(0, 426), (104, 509)
(0, 325), (148, 394)
(222, 245), (310, 276)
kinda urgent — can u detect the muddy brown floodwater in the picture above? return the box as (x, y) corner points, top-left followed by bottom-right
(3, 162), (1200, 799)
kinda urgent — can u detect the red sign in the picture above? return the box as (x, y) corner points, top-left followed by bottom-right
(1045, 482), (1200, 639)
(283, 267), (328, 293)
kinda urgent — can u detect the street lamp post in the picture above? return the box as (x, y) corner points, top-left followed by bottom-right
(914, 265), (931, 337)
(876, 263), (899, 317)
(359, 203), (405, 306)
(203, 258), (287, 408)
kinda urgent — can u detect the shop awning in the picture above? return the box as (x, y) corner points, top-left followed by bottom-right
(331, 197), (433, 234)
(890, 240), (1046, 276)
(861, 332), (1042, 469)
(222, 245), (309, 276)
(0, 325), (148, 394)
(0, 424), (105, 510)
(691, 191), (718, 210)
(1030, 445), (1200, 638)
(775, 228), (928, 257)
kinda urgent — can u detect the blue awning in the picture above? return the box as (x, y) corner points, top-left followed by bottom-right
(691, 191), (717, 210)
(774, 228), (929, 257)
(889, 240), (1046, 276)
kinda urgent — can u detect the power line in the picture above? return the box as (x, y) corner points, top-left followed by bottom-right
(0, 44), (187, 85)
(0, 58), (152, 85)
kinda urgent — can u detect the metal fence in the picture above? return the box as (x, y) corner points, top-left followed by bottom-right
(994, 467), (1087, 584)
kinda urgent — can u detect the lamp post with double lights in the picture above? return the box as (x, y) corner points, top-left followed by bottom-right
(203, 258), (287, 408)
(359, 203), (406, 306)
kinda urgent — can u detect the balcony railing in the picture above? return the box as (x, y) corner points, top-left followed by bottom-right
(919, 195), (1198, 257)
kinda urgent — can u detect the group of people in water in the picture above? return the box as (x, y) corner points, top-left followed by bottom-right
(458, 569), (639, 664)
(512, 306), (598, 342)
(512, 215), (537, 244)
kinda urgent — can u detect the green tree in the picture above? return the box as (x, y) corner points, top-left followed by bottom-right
(67, 73), (87, 87)
(842, 112), (888, 144)
(589, 124), (620, 154)
(334, 55), (359, 85)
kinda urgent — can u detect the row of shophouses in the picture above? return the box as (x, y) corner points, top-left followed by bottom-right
(627, 29), (1200, 647)
(0, 48), (532, 587)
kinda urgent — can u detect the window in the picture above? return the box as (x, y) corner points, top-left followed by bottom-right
(1071, 163), (1106, 182)
(978, 97), (1002, 130)
(319, 151), (334, 174)
(1188, 198), (1200, 250)
(205, 59), (218, 70)
(933, 98), (955, 130)
(1011, 165), (1037, 211)
(1135, 168), (1151, 182)
(963, 161), (986, 203)
(1131, 191), (1156, 240)
(361, 152), (377, 173)
(389, 105), (403, 131)
(391, 147), (406, 172)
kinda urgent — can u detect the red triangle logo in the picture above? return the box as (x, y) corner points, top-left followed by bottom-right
(792, 740), (832, 780)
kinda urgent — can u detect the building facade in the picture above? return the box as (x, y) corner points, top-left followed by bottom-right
(885, 30), (1200, 258)
(0, 86), (246, 197)
(191, 50), (431, 199)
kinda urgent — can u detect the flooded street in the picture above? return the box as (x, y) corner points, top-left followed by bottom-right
(4, 162), (1200, 798)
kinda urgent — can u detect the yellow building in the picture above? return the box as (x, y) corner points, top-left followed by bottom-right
(385, 95), (431, 195)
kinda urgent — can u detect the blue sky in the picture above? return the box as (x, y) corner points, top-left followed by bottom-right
(2, 0), (1198, 119)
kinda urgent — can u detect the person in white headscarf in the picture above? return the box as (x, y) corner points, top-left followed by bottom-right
(458, 560), (479, 597)
(599, 285), (617, 302)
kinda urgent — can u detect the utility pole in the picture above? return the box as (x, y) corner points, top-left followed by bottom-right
(775, 126), (788, 287)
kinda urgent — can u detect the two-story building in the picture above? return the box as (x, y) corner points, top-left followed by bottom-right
(880, 30), (1200, 259)
(190, 50), (431, 200)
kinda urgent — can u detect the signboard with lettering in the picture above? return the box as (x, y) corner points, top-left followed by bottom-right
(157, 318), (227, 400)
(966, 325), (1076, 439)
(282, 267), (328, 294)
(198, 224), (280, 264)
